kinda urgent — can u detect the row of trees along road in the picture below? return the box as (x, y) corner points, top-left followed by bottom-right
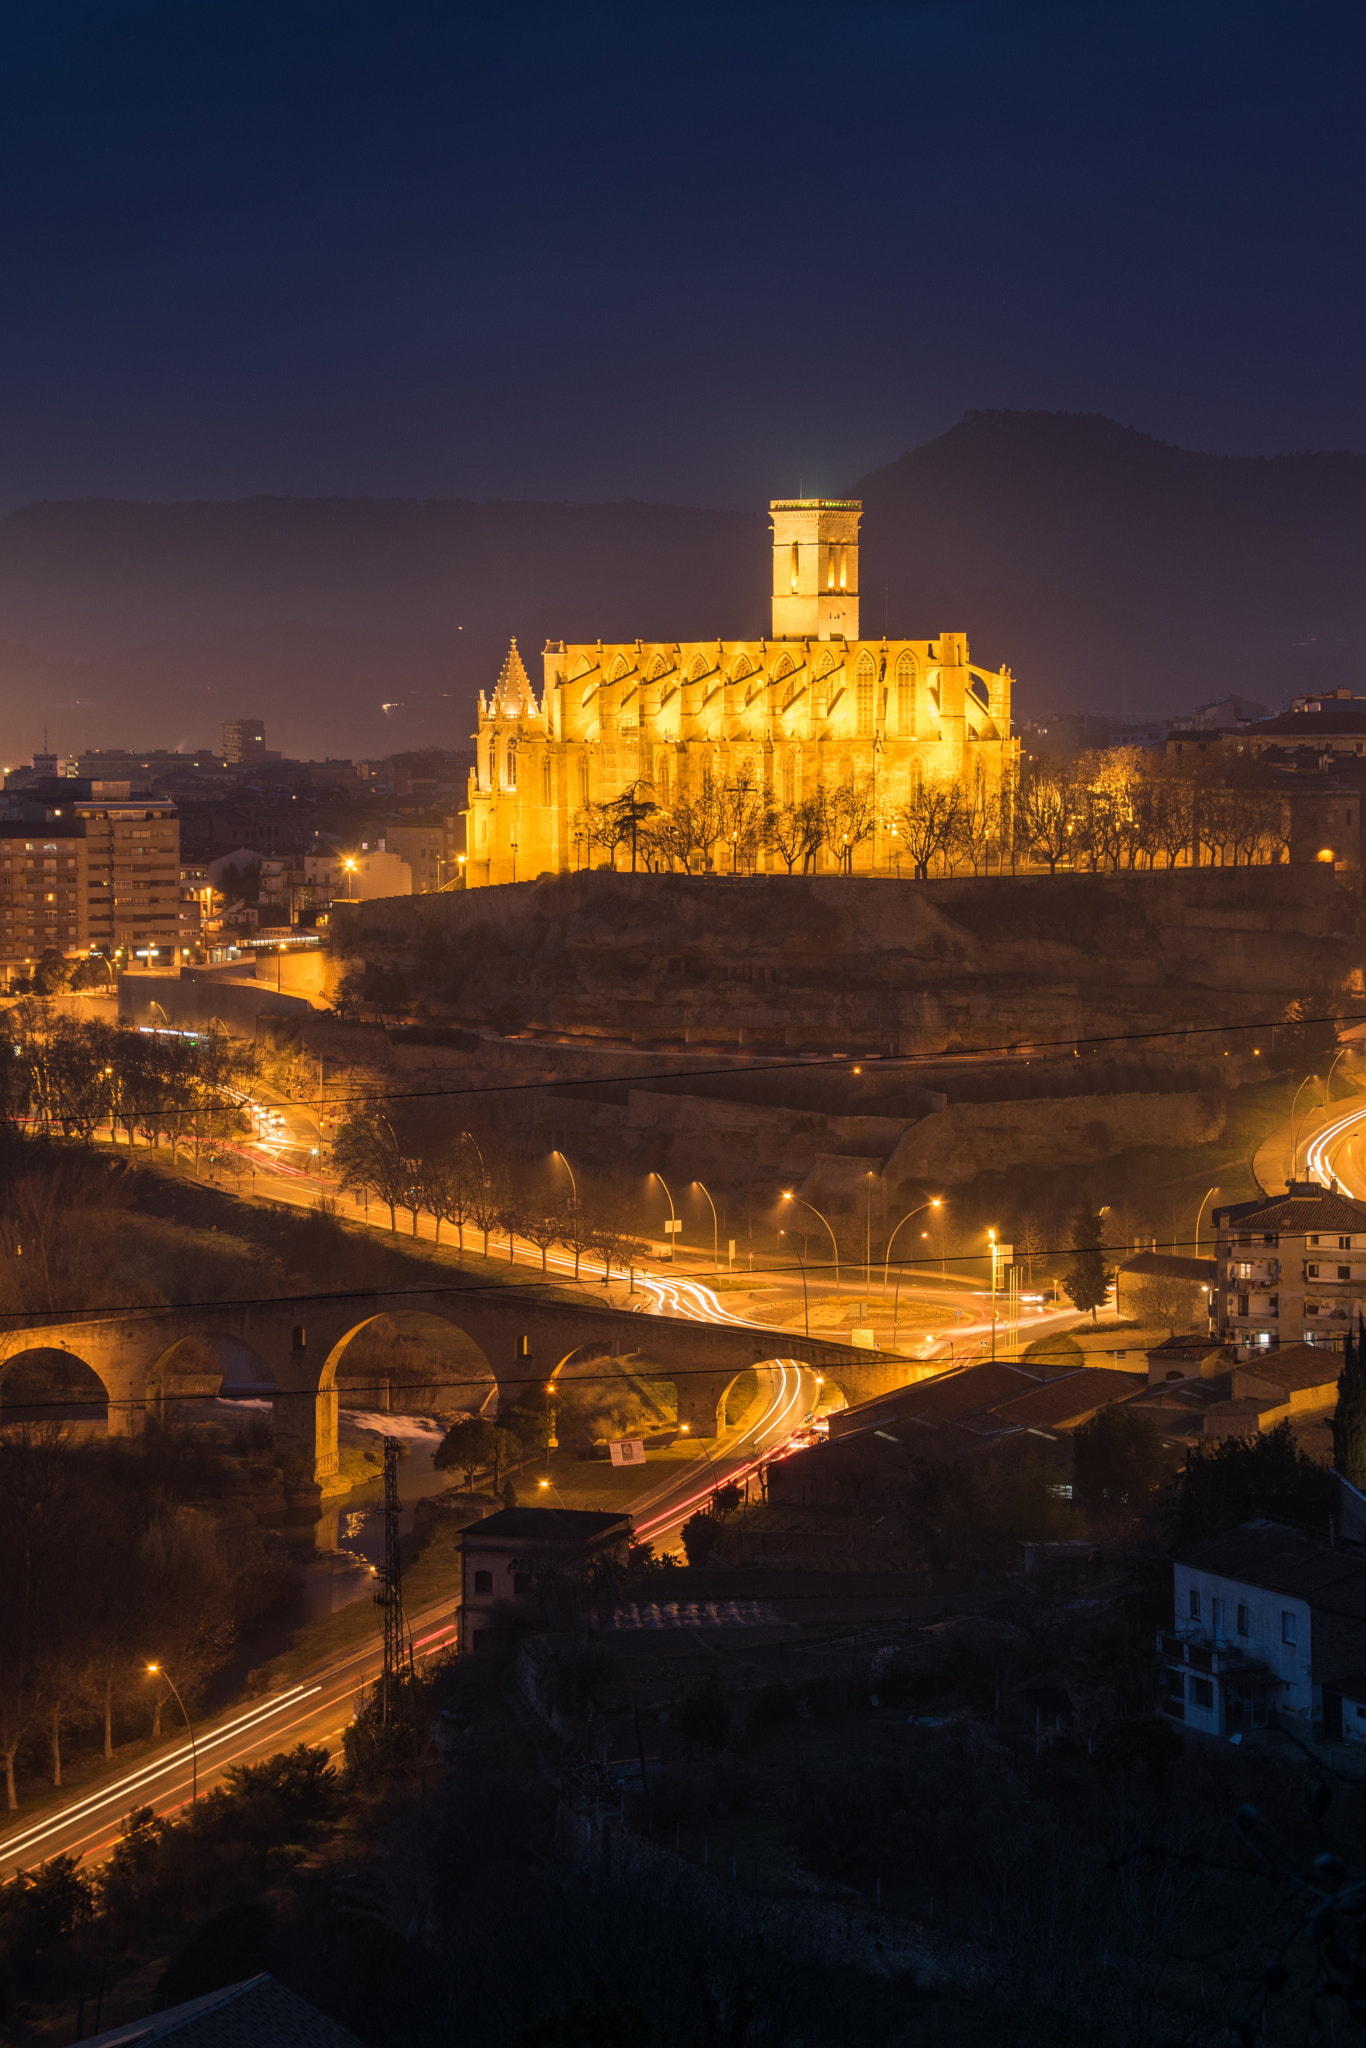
(333, 1107), (648, 1280)
(0, 1427), (281, 1809)
(571, 749), (1294, 877)
(0, 1004), (258, 1160)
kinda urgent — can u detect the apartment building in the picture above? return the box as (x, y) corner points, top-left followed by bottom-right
(374, 820), (455, 893)
(1161, 1519), (1366, 1740)
(1214, 1178), (1366, 1351)
(75, 788), (181, 962)
(0, 822), (88, 966)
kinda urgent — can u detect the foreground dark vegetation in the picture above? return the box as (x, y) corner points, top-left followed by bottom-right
(2, 1413), (1359, 2044)
(8, 1557), (1366, 2045)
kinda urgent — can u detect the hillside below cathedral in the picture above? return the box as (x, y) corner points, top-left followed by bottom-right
(339, 864), (1360, 1062)
(324, 866), (1361, 1205)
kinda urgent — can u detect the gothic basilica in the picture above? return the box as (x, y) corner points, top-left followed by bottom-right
(463, 498), (1017, 886)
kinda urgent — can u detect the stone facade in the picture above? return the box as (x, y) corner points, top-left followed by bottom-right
(464, 498), (1017, 887)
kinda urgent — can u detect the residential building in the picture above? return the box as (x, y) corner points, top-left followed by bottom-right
(375, 819), (459, 894)
(0, 822), (88, 970)
(457, 1506), (633, 1652)
(1239, 691), (1366, 761)
(221, 717), (267, 765)
(771, 1358), (1144, 1508)
(341, 845), (411, 900)
(1123, 1340), (1340, 1448)
(1213, 1179), (1366, 1350)
(73, 789), (180, 963)
(464, 496), (1019, 887)
(1161, 1518), (1366, 1740)
(80, 1971), (362, 2047)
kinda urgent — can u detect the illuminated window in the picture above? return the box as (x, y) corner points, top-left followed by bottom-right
(541, 758), (551, 806)
(895, 652), (916, 735)
(838, 545), (848, 591)
(826, 547), (835, 591)
(790, 541), (799, 594)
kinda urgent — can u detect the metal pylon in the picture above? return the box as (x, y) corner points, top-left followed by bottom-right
(374, 1436), (409, 1724)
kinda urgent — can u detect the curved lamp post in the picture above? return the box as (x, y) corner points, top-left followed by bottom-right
(146, 1662), (197, 1803)
(651, 1171), (678, 1259)
(1288, 1075), (1320, 1183)
(891, 1228), (938, 1351)
(691, 1179), (719, 1273)
(781, 1192), (839, 1288)
(881, 1199), (943, 1296)
(1192, 1185), (1221, 1259)
(779, 1229), (809, 1338)
(1324, 1044), (1352, 1112)
(550, 1149), (578, 1207)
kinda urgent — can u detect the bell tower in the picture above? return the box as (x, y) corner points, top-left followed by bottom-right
(770, 498), (861, 640)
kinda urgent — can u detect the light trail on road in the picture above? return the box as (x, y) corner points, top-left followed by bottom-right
(1305, 1105), (1366, 1199)
(0, 1605), (460, 1880)
(0, 1682), (322, 1870)
(631, 1357), (816, 1544)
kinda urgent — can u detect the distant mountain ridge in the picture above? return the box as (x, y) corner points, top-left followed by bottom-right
(1, 410), (1363, 761)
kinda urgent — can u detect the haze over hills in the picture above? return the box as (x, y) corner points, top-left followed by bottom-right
(1, 410), (1363, 763)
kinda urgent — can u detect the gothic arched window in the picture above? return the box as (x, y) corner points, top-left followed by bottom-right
(855, 652), (876, 737)
(895, 651), (917, 737)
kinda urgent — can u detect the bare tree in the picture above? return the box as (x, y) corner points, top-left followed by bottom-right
(894, 776), (962, 879)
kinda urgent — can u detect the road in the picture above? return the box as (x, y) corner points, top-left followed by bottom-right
(1253, 1083), (1366, 1203)
(0, 1599), (458, 1881)
(627, 1357), (820, 1548)
(221, 1089), (1077, 1365)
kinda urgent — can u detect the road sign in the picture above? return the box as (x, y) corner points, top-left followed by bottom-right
(609, 1438), (646, 1467)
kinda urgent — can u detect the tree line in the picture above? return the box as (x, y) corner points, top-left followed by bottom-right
(333, 1106), (649, 1279)
(0, 1004), (257, 1162)
(569, 748), (1295, 877)
(0, 1427), (282, 1810)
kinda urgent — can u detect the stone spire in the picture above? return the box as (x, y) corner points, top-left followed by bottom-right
(488, 638), (538, 719)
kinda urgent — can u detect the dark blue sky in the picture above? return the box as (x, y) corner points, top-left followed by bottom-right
(2, 0), (1362, 511)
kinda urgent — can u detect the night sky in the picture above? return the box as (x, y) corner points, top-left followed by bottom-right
(3, 2), (1363, 514)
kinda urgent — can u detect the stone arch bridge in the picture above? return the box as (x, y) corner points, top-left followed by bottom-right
(0, 1285), (908, 1489)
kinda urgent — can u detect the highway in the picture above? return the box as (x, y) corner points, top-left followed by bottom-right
(0, 1600), (458, 1881)
(1304, 1099), (1366, 1201)
(221, 1090), (1075, 1364)
(627, 1357), (820, 1548)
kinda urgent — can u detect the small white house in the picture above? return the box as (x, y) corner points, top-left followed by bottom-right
(1162, 1518), (1366, 1741)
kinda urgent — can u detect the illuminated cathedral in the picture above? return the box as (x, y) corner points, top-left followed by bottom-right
(463, 498), (1017, 885)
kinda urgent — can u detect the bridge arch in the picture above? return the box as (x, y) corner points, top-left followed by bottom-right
(323, 1310), (497, 1419)
(0, 1345), (111, 1430)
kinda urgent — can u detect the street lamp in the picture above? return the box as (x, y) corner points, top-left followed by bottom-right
(1192, 1185), (1221, 1259)
(146, 1663), (197, 1803)
(651, 1171), (678, 1259)
(342, 857), (357, 901)
(691, 1180), (719, 1273)
(1325, 1044), (1352, 1111)
(891, 1234), (934, 1352)
(551, 1149), (578, 1206)
(988, 1228), (999, 1362)
(779, 1229), (810, 1338)
(1289, 1075), (1320, 1182)
(882, 1199), (943, 1295)
(537, 1477), (567, 1509)
(780, 1192), (839, 1287)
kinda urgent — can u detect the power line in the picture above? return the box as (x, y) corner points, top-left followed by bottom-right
(4, 997), (1359, 1118)
(0, 1224), (1225, 1330)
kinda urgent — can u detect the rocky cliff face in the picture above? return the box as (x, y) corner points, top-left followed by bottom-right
(340, 865), (1361, 1059)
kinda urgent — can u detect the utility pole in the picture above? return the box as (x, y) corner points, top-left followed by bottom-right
(374, 1437), (410, 1725)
